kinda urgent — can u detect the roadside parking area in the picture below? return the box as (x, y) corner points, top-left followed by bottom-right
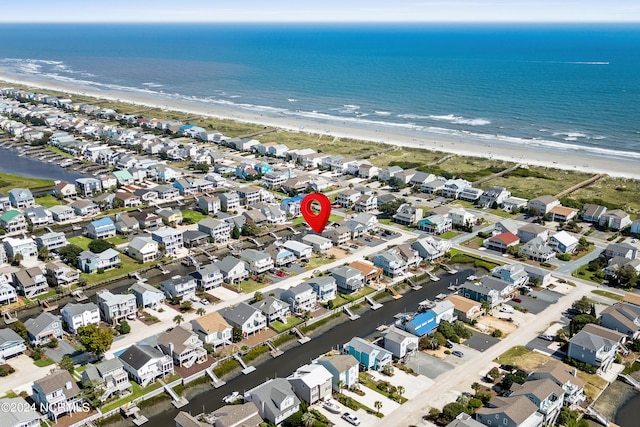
(405, 351), (454, 379)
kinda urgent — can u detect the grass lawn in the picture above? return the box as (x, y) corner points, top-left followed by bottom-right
(576, 370), (608, 400)
(0, 172), (53, 194)
(303, 255), (334, 271)
(182, 209), (206, 223)
(439, 231), (460, 240)
(591, 290), (623, 301)
(81, 255), (155, 285)
(34, 194), (64, 208)
(32, 289), (59, 301)
(487, 208), (512, 218)
(378, 218), (393, 226)
(34, 357), (56, 368)
(45, 145), (74, 158)
(494, 346), (551, 371)
(448, 248), (505, 269)
(101, 380), (163, 413)
(269, 316), (304, 334)
(68, 236), (92, 250)
(106, 235), (130, 245)
(292, 213), (342, 226)
(571, 264), (604, 284)
(340, 286), (375, 302)
(329, 295), (350, 308)
(239, 279), (268, 294)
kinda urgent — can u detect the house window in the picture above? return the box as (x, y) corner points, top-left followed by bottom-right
(495, 415), (499, 419)
(503, 419), (507, 425)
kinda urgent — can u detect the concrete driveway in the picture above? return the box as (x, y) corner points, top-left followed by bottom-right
(44, 340), (76, 363)
(405, 351), (454, 379)
(506, 292), (556, 315)
(464, 330), (500, 352)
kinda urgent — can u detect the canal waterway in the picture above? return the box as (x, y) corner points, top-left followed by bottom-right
(145, 268), (474, 427)
(0, 146), (85, 182)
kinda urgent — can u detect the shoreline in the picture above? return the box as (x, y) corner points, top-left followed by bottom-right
(1, 72), (640, 179)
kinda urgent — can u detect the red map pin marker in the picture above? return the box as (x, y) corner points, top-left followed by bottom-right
(300, 193), (332, 233)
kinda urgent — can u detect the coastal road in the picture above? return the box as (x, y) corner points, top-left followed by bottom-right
(375, 277), (599, 427)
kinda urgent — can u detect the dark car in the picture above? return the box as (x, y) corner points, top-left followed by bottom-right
(512, 297), (522, 303)
(445, 340), (454, 349)
(500, 364), (516, 372)
(452, 350), (464, 357)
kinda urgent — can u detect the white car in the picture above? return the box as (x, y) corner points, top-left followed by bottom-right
(500, 305), (514, 313)
(341, 413), (361, 426)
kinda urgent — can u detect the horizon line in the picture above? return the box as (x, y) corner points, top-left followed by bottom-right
(1, 20), (640, 24)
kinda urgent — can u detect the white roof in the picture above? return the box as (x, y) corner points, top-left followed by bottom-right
(551, 230), (578, 246)
(282, 240), (312, 252)
(287, 363), (333, 387)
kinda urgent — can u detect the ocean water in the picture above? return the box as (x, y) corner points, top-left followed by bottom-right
(0, 23), (639, 157)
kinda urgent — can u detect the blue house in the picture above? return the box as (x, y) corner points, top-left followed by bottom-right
(343, 337), (392, 371)
(8, 188), (35, 208)
(85, 217), (116, 239)
(632, 219), (640, 236)
(254, 163), (273, 174)
(398, 311), (437, 337)
(281, 195), (304, 217)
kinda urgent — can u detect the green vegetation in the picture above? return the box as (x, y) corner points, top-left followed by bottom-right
(212, 358), (241, 377)
(100, 381), (163, 413)
(572, 263), (605, 284)
(448, 249), (504, 271)
(292, 213), (342, 226)
(106, 235), (130, 246)
(335, 394), (383, 418)
(494, 346), (551, 372)
(591, 290), (623, 301)
(300, 312), (344, 334)
(67, 236), (92, 250)
(238, 278), (267, 294)
(81, 255), (156, 285)
(272, 332), (297, 347)
(303, 255), (335, 271)
(243, 345), (269, 363)
(181, 209), (206, 223)
(45, 145), (75, 158)
(33, 357), (55, 368)
(480, 167), (590, 200)
(439, 231), (460, 240)
(270, 317), (304, 334)
(0, 172), (53, 194)
(34, 194), (63, 208)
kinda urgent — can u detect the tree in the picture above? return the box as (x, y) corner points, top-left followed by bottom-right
(570, 314), (598, 336)
(232, 325), (243, 343)
(116, 320), (131, 335)
(253, 291), (264, 303)
(379, 198), (406, 218)
(441, 402), (466, 422)
(481, 300), (492, 315)
(501, 369), (528, 390)
(59, 244), (84, 266)
(173, 315), (184, 326)
(196, 308), (206, 316)
(388, 176), (406, 191)
(37, 246), (50, 261)
(77, 324), (114, 359)
(231, 225), (241, 239)
(11, 253), (23, 266)
(194, 163), (210, 173)
(396, 385), (405, 399)
(471, 382), (481, 394)
(82, 378), (106, 408)
(301, 412), (315, 427)
(487, 367), (501, 382)
(374, 400), (383, 415)
(571, 297), (593, 314)
(617, 267), (639, 288)
(180, 301), (192, 312)
(241, 219), (261, 236)
(88, 239), (115, 254)
(58, 355), (75, 374)
(11, 321), (28, 340)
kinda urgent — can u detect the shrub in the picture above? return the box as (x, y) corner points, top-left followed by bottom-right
(47, 338), (59, 348)
(492, 329), (503, 338)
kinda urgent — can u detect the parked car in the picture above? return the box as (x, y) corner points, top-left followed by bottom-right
(539, 334), (555, 341)
(512, 297), (522, 303)
(445, 340), (454, 349)
(223, 391), (241, 404)
(342, 413), (361, 426)
(500, 305), (514, 313)
(452, 350), (464, 358)
(275, 270), (286, 277)
(350, 244), (359, 249)
(200, 299), (210, 305)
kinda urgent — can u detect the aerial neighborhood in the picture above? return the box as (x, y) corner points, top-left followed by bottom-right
(2, 88), (640, 427)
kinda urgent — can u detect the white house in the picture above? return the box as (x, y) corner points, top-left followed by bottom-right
(60, 302), (100, 334)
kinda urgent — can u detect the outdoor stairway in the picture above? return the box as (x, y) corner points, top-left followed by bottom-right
(365, 295), (383, 310)
(406, 278), (422, 290)
(343, 306), (360, 321)
(2, 310), (18, 324)
(291, 327), (310, 344)
(618, 373), (640, 391)
(41, 300), (58, 312)
(385, 286), (403, 300)
(164, 384), (189, 408)
(72, 290), (88, 302)
(440, 264), (458, 274)
(266, 340), (283, 358)
(205, 366), (226, 388)
(426, 271), (440, 281)
(233, 353), (256, 375)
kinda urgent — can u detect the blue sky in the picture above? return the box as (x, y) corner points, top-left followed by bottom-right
(2, 0), (639, 22)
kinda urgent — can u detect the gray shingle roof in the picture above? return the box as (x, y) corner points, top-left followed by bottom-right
(119, 344), (165, 370)
(220, 302), (260, 325)
(25, 312), (60, 336)
(61, 302), (98, 318)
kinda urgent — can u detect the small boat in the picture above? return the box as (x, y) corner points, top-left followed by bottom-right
(323, 399), (341, 414)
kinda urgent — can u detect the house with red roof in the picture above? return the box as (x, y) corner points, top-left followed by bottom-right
(484, 231), (520, 253)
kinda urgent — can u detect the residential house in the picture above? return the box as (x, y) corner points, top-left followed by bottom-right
(302, 234), (333, 253)
(134, 188), (158, 203)
(0, 328), (26, 361)
(316, 354), (359, 391)
(8, 188), (35, 208)
(151, 227), (183, 256)
(81, 358), (132, 402)
(373, 250), (407, 277)
(605, 257), (640, 281)
(126, 237), (159, 263)
(603, 242), (638, 260)
(0, 193), (9, 212)
(24, 312), (63, 346)
(0, 210), (27, 233)
(45, 261), (79, 286)
(349, 261), (383, 283)
(191, 311), (232, 348)
(191, 264), (224, 290)
(215, 256), (249, 284)
(0, 276), (18, 306)
(491, 264), (529, 288)
(484, 232), (520, 253)
(599, 209), (632, 231)
(208, 402), (263, 427)
(519, 237), (556, 262)
(251, 296), (290, 325)
(98, 174), (117, 191)
(411, 236), (452, 262)
(336, 189), (361, 208)
(501, 196), (529, 213)
(220, 302), (267, 337)
(460, 277), (514, 308)
(479, 186), (511, 207)
(581, 203), (608, 223)
(182, 230), (209, 249)
(244, 378), (300, 426)
(549, 206), (578, 223)
(280, 283), (317, 314)
(157, 326), (207, 368)
(282, 240), (313, 259)
(49, 205), (76, 222)
(459, 187), (484, 202)
(330, 265), (364, 293)
(198, 218), (232, 243)
(129, 282), (165, 309)
(549, 231), (579, 254)
(418, 214), (453, 235)
(220, 192), (241, 211)
(442, 179), (471, 199)
(528, 360), (586, 407)
(32, 370), (82, 421)
(154, 184), (180, 200)
(396, 244), (421, 268)
(35, 231), (68, 252)
(599, 303), (640, 339)
(237, 187), (262, 206)
(85, 217), (116, 239)
(567, 323), (624, 373)
(240, 249), (275, 274)
(24, 206), (53, 227)
(343, 337), (392, 371)
(449, 207), (476, 228)
(378, 166), (403, 182)
(517, 224), (550, 243)
(75, 178), (102, 197)
(475, 395), (543, 427)
(13, 267), (48, 297)
(528, 195), (561, 216)
(243, 209), (268, 226)
(160, 276), (197, 301)
(393, 203), (423, 225)
(264, 244), (296, 267)
(60, 302), (100, 334)
(78, 248), (121, 273)
(421, 178), (447, 195)
(113, 191), (141, 208)
(382, 326), (419, 359)
(631, 219), (640, 236)
(305, 276), (337, 302)
(70, 199), (99, 217)
(323, 225), (351, 246)
(510, 378), (564, 426)
(523, 264), (553, 286)
(96, 290), (137, 325)
(133, 212), (163, 229)
(397, 310), (438, 337)
(445, 294), (482, 323)
(197, 195), (221, 214)
(157, 208), (183, 225)
(118, 344), (174, 386)
(286, 364), (333, 404)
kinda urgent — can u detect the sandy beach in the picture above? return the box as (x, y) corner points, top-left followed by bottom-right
(2, 71), (640, 180)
